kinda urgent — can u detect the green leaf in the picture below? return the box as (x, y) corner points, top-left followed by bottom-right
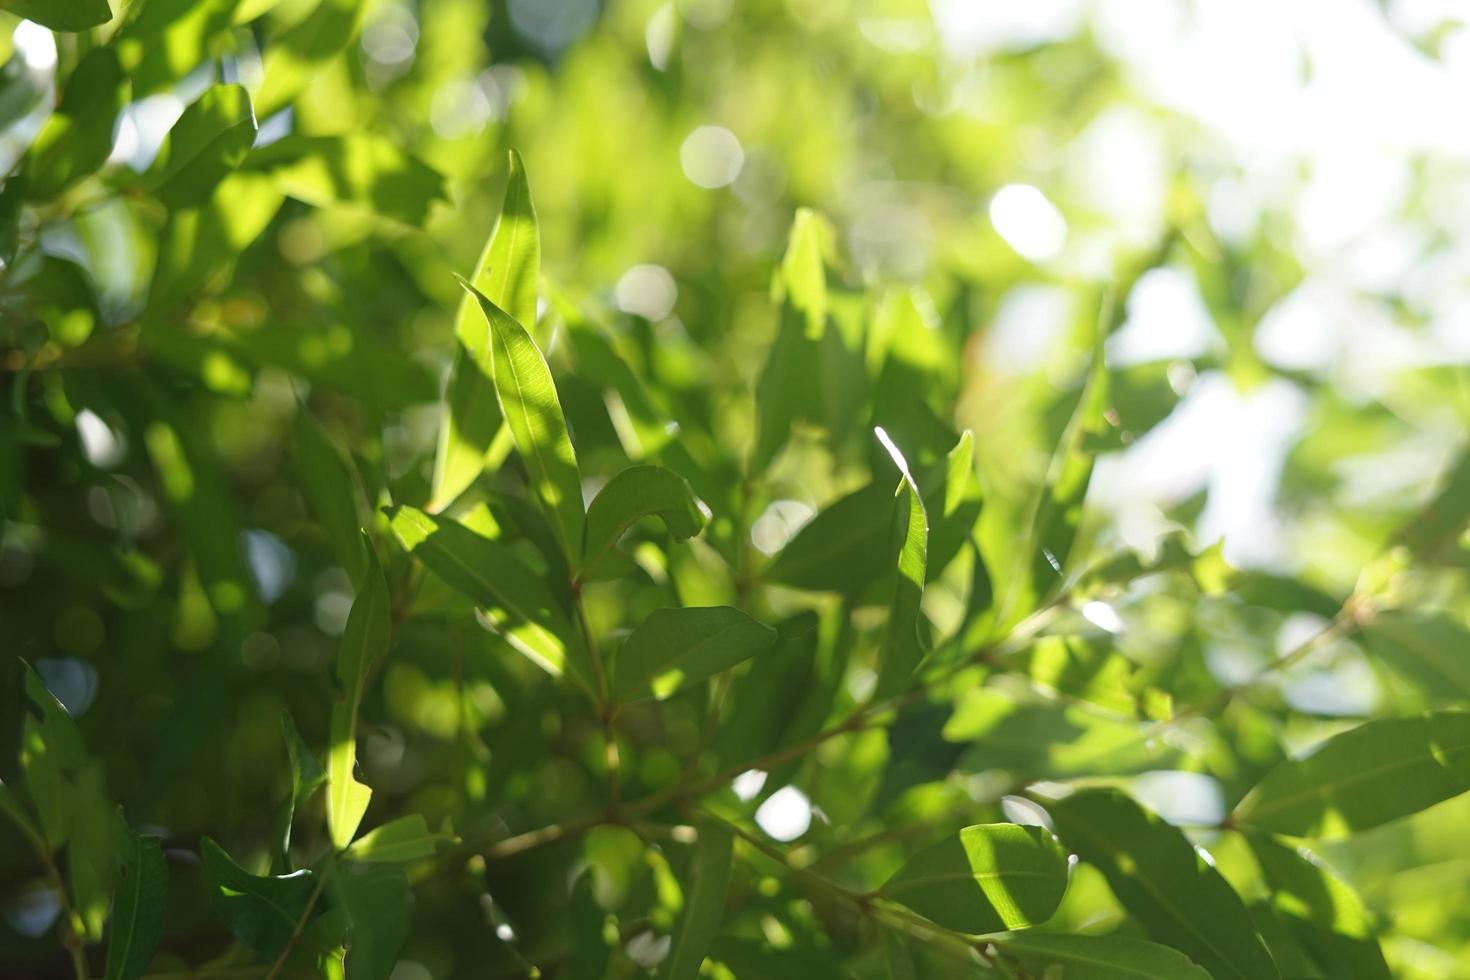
(660, 820), (734, 980)
(1231, 710), (1470, 837)
(1398, 449), (1470, 561)
(432, 149), (540, 511)
(877, 823), (1069, 935)
(581, 464), (707, 580)
(1049, 789), (1279, 980)
(1, 0), (112, 31)
(145, 84), (257, 209)
(327, 545), (391, 850)
(713, 613), (824, 767)
(388, 505), (591, 692)
(295, 406), (368, 580)
(343, 814), (454, 864)
(202, 837), (317, 955)
(0, 656), (23, 784)
(327, 862), (412, 980)
(995, 934), (1212, 979)
(762, 482), (894, 594)
(25, 48), (130, 200)
(458, 280), (585, 562)
(873, 428), (929, 699)
(67, 764), (116, 941)
(248, 134), (447, 225)
(112, 0), (235, 97)
(149, 171), (286, 310)
(1360, 611), (1470, 704)
(612, 606), (776, 703)
(105, 817), (168, 980)
(254, 0), (369, 117)
(1244, 833), (1390, 980)
(278, 711), (327, 862)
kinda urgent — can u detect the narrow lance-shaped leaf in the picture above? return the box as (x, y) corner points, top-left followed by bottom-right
(873, 427), (929, 700)
(327, 544), (390, 850)
(1244, 833), (1390, 980)
(202, 837), (317, 955)
(1231, 710), (1470, 838)
(459, 280), (585, 562)
(344, 814), (455, 864)
(295, 406), (368, 580)
(580, 464), (707, 580)
(994, 934), (1213, 980)
(327, 863), (412, 980)
(105, 815), (168, 980)
(146, 83), (257, 209)
(876, 823), (1069, 935)
(612, 606), (776, 703)
(388, 505), (593, 694)
(277, 711), (327, 862)
(25, 48), (130, 200)
(660, 820), (734, 980)
(1049, 789), (1280, 980)
(433, 149), (540, 510)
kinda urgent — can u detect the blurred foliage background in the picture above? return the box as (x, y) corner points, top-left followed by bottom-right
(3, 0), (1470, 977)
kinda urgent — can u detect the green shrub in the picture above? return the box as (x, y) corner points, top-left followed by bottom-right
(3, 2), (1470, 979)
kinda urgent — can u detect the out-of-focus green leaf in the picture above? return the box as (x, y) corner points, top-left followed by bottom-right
(459, 281), (585, 562)
(150, 171), (285, 309)
(1049, 789), (1279, 980)
(762, 482), (893, 594)
(581, 464), (707, 580)
(67, 764), (116, 941)
(388, 505), (591, 692)
(343, 814), (454, 864)
(202, 837), (316, 954)
(295, 407), (368, 580)
(877, 823), (1069, 935)
(1398, 449), (1470, 562)
(105, 816), (168, 980)
(327, 545), (390, 850)
(1231, 711), (1470, 837)
(1245, 833), (1390, 979)
(278, 711), (327, 862)
(873, 428), (929, 699)
(612, 606), (775, 702)
(248, 134), (447, 225)
(327, 862), (412, 980)
(254, 0), (368, 117)
(433, 150), (540, 511)
(25, 48), (129, 200)
(146, 84), (257, 210)
(113, 0), (236, 97)
(2, 0), (111, 31)
(0, 657), (24, 785)
(1361, 611), (1470, 704)
(713, 612), (825, 768)
(660, 820), (733, 980)
(996, 934), (1212, 979)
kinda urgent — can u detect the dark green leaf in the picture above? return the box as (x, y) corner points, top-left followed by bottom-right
(581, 464), (707, 580)
(660, 820), (734, 980)
(278, 711), (327, 862)
(873, 428), (929, 699)
(296, 406), (368, 580)
(105, 817), (168, 980)
(877, 823), (1069, 935)
(1231, 711), (1470, 837)
(202, 837), (317, 955)
(996, 934), (1212, 979)
(328, 862), (412, 980)
(1049, 789), (1279, 980)
(1, 0), (112, 31)
(248, 134), (447, 225)
(611, 606), (776, 702)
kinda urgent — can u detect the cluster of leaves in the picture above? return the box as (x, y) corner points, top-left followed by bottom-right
(4, 0), (1470, 979)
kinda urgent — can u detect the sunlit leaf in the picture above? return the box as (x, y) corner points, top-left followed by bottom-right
(433, 149), (540, 511)
(344, 814), (454, 864)
(1049, 789), (1279, 980)
(1232, 711), (1470, 837)
(878, 823), (1069, 935)
(248, 134), (447, 225)
(255, 0), (369, 117)
(25, 48), (129, 200)
(146, 83), (258, 209)
(459, 280), (585, 562)
(995, 933), (1212, 979)
(581, 464), (707, 580)
(660, 820), (733, 980)
(612, 606), (775, 702)
(873, 427), (929, 699)
(327, 544), (390, 850)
